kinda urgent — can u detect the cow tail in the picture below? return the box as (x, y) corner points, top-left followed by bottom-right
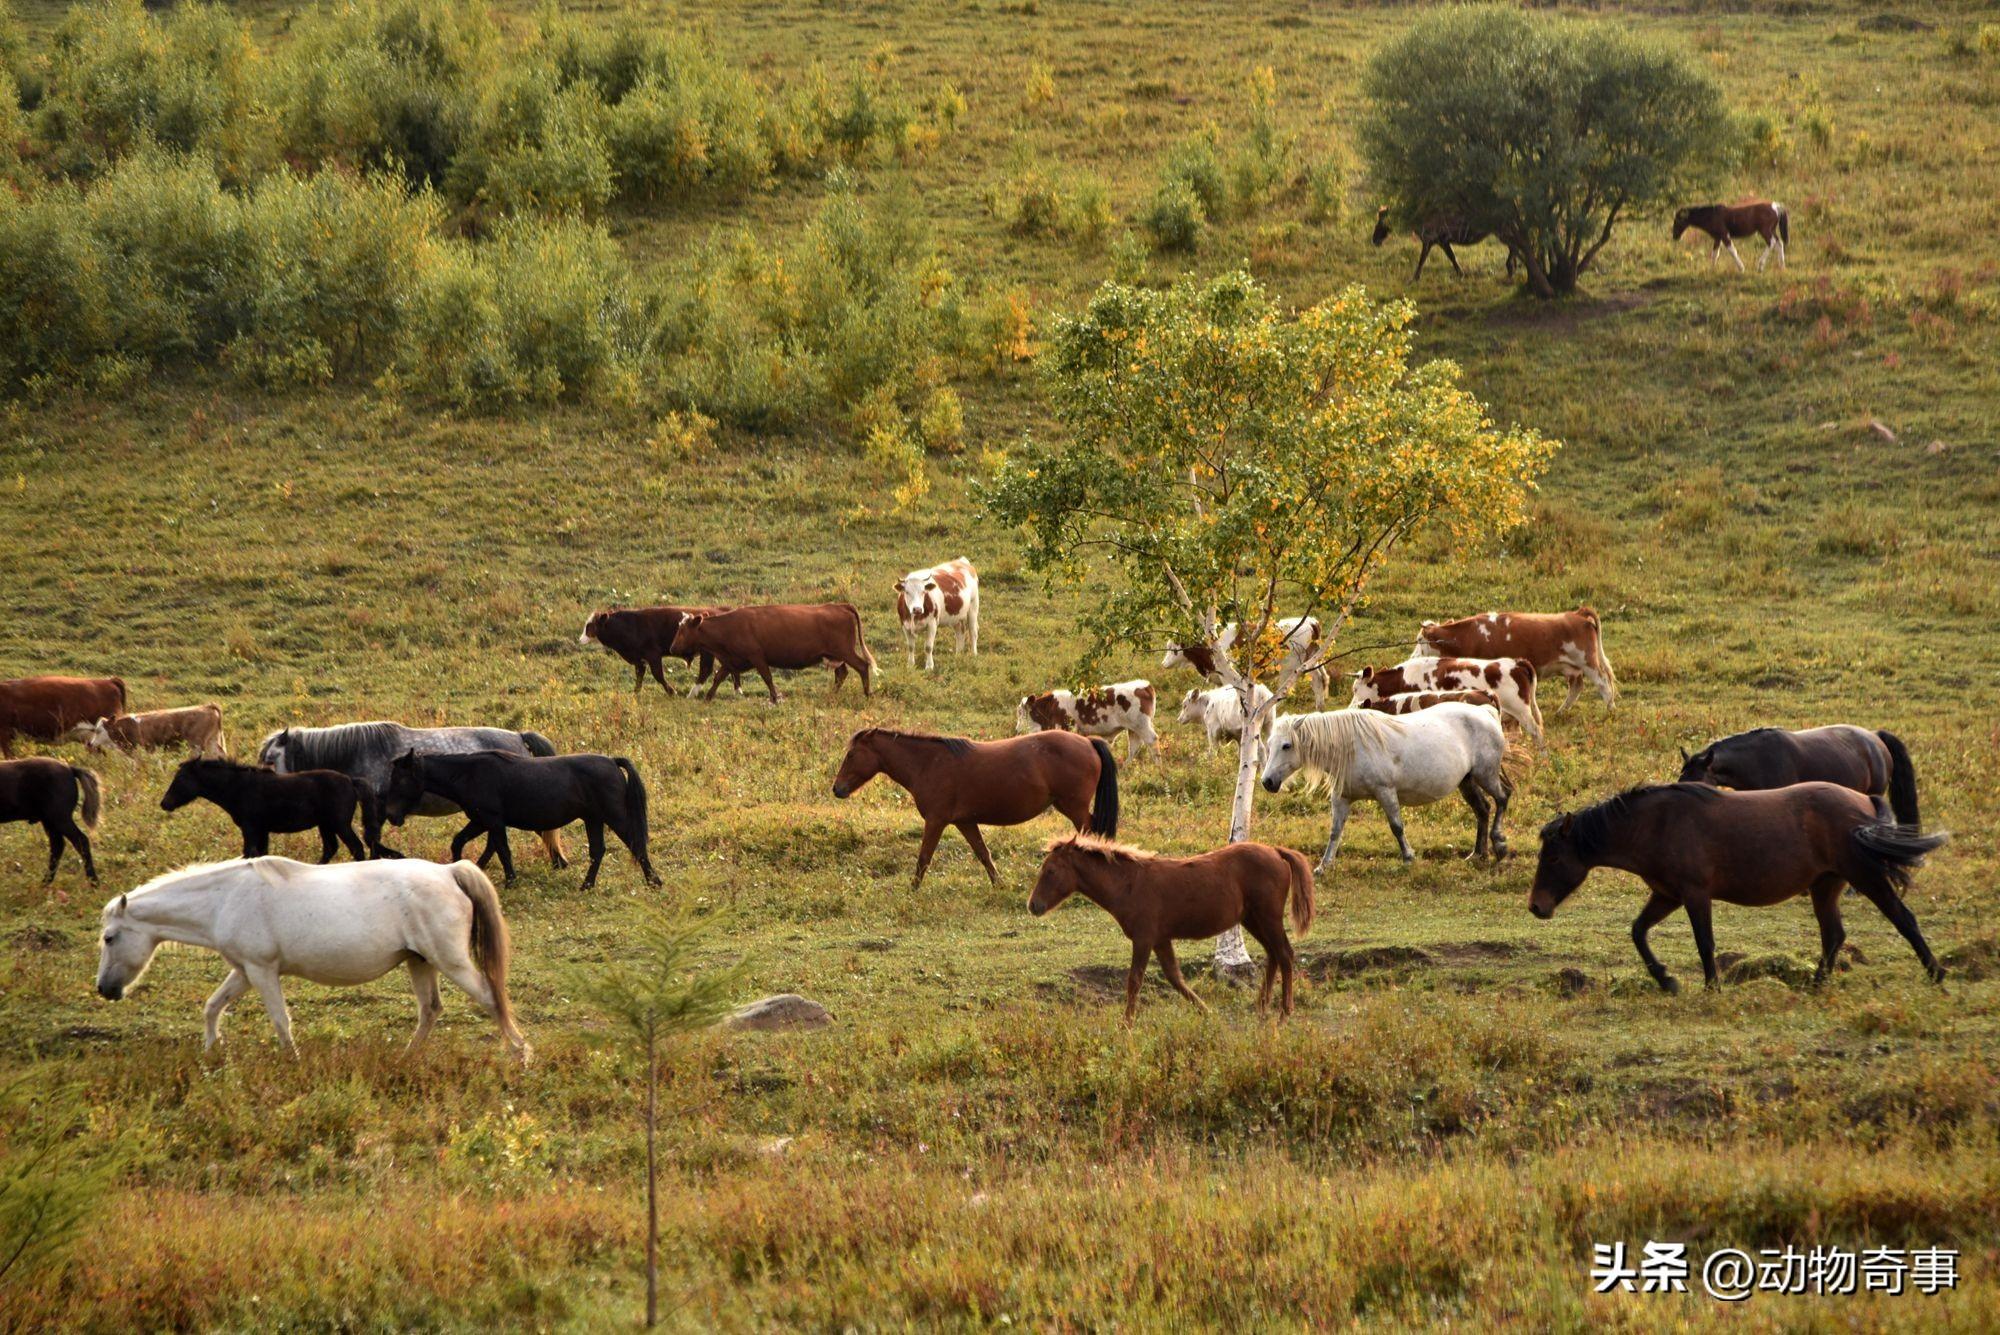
(1851, 821), (1947, 896)
(615, 757), (649, 844)
(520, 730), (558, 757)
(1280, 846), (1315, 937)
(848, 605), (877, 671)
(71, 766), (101, 831)
(1878, 731), (1920, 829)
(112, 676), (128, 712)
(451, 861), (529, 1059)
(1088, 738), (1119, 837)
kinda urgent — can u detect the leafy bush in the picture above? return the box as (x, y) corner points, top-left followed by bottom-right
(449, 65), (615, 219)
(1141, 175), (1206, 252)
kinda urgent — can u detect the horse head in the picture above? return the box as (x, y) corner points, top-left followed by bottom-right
(1371, 205), (1393, 247)
(1027, 839), (1084, 916)
(96, 892), (161, 1001)
(1677, 745), (1716, 785)
(1671, 207), (1694, 240)
(1528, 813), (1587, 919)
(830, 732), (881, 799)
(382, 749), (425, 826)
(1260, 716), (1303, 792)
(158, 758), (205, 812)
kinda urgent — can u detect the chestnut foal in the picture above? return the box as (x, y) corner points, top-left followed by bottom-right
(1029, 835), (1314, 1020)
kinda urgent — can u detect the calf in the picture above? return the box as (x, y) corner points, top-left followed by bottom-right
(0, 676), (126, 757)
(1177, 683), (1276, 753)
(1351, 657), (1543, 742)
(1162, 616), (1328, 707)
(1015, 680), (1158, 759)
(1358, 688), (1503, 721)
(895, 557), (979, 671)
(670, 603), (876, 702)
(1415, 606), (1616, 713)
(77, 704), (226, 758)
(578, 604), (741, 696)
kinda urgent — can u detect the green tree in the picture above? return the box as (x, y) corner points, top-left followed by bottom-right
(1360, 6), (1730, 298)
(983, 271), (1554, 970)
(570, 913), (745, 1328)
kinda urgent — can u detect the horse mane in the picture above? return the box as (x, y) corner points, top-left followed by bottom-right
(1562, 783), (1723, 859)
(1272, 709), (1404, 794)
(179, 757), (270, 774)
(856, 727), (973, 756)
(258, 720), (409, 769)
(1045, 832), (1157, 863)
(125, 858), (263, 901)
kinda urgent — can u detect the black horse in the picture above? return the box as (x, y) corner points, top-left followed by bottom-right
(1, 757), (101, 884)
(1679, 724), (1918, 827)
(1372, 205), (1518, 280)
(159, 758), (370, 862)
(383, 750), (659, 890)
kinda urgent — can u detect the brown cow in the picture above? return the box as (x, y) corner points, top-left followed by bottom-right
(78, 704), (227, 758)
(1416, 607), (1616, 713)
(1351, 657), (1543, 742)
(1015, 679), (1158, 759)
(578, 605), (741, 696)
(0, 676), (126, 757)
(669, 604), (876, 702)
(1358, 688), (1502, 720)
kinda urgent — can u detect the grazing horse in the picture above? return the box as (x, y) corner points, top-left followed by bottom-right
(1030, 835), (1314, 1021)
(1679, 724), (1919, 828)
(0, 757), (101, 884)
(95, 857), (530, 1062)
(832, 728), (1118, 887)
(383, 750), (659, 890)
(1672, 201), (1788, 271)
(1529, 783), (1947, 992)
(258, 721), (567, 864)
(160, 758), (370, 863)
(1373, 205), (1517, 280)
(1261, 704), (1511, 871)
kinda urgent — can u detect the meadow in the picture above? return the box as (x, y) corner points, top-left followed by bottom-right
(3, 0), (1999, 1328)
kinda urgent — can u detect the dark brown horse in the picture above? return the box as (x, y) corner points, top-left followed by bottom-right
(1529, 782), (1946, 992)
(1372, 205), (1517, 280)
(1680, 724), (1918, 827)
(0, 757), (101, 884)
(1030, 835), (1314, 1020)
(832, 728), (1117, 887)
(1672, 200), (1788, 271)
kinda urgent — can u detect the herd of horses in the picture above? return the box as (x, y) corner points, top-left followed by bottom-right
(1373, 198), (1790, 278)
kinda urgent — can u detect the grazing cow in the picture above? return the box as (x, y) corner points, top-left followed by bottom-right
(1351, 657), (1543, 742)
(1673, 201), (1788, 272)
(578, 604), (742, 696)
(0, 676), (126, 757)
(1015, 680), (1158, 759)
(77, 704), (227, 758)
(1373, 205), (1518, 280)
(670, 604), (876, 702)
(1161, 616), (1328, 708)
(1416, 607), (1617, 713)
(1359, 689), (1502, 719)
(1177, 683), (1277, 753)
(895, 557), (979, 671)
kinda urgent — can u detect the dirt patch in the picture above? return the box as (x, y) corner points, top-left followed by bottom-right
(1430, 939), (1536, 964)
(1857, 13), (1932, 33)
(854, 937), (896, 953)
(1552, 967), (1596, 996)
(1483, 287), (1653, 335)
(1942, 937), (1999, 982)
(1633, 1077), (1735, 1121)
(1302, 946), (1434, 980)
(1724, 954), (1817, 988)
(11, 926), (68, 952)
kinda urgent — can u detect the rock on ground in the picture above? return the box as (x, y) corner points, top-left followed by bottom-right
(721, 994), (833, 1032)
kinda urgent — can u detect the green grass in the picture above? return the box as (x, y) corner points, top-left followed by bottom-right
(3, 1), (2000, 1328)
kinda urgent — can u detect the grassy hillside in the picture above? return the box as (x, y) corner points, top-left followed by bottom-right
(3, 1), (1998, 1328)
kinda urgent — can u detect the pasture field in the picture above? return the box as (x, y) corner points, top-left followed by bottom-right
(3, 0), (2000, 1328)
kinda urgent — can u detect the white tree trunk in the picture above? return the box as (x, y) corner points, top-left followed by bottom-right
(1212, 684), (1264, 973)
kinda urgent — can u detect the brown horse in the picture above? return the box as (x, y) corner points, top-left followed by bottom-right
(1672, 200), (1788, 271)
(0, 757), (101, 885)
(1529, 782), (1946, 992)
(1030, 835), (1314, 1020)
(1372, 205), (1517, 280)
(832, 728), (1117, 887)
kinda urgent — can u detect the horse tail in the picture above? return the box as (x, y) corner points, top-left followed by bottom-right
(352, 780), (380, 848)
(1088, 738), (1119, 837)
(1877, 730), (1919, 828)
(450, 861), (527, 1057)
(1280, 846), (1315, 937)
(1851, 821), (1947, 895)
(1775, 202), (1788, 245)
(520, 730), (558, 757)
(615, 757), (649, 842)
(1498, 738), (1531, 796)
(70, 766), (101, 831)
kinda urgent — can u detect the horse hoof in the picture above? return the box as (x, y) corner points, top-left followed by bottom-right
(1657, 975), (1680, 995)
(1929, 965), (1948, 985)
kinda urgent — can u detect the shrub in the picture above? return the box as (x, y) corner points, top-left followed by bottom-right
(449, 64), (615, 219)
(84, 148), (250, 360)
(0, 185), (114, 385)
(1304, 157), (1345, 224)
(918, 386), (965, 453)
(1142, 175), (1206, 252)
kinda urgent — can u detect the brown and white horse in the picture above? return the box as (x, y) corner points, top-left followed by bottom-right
(1672, 201), (1788, 272)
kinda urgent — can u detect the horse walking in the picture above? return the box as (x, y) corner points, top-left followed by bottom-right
(832, 728), (1118, 887)
(160, 758), (370, 863)
(383, 750), (659, 890)
(95, 857), (530, 1061)
(1529, 782), (1947, 992)
(1030, 835), (1314, 1020)
(0, 757), (101, 885)
(1261, 704), (1512, 871)
(1672, 201), (1788, 271)
(1373, 206), (1517, 280)
(1679, 724), (1919, 827)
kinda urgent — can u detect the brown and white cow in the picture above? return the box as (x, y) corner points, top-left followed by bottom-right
(76, 704), (227, 758)
(578, 604), (741, 696)
(0, 676), (126, 757)
(1162, 616), (1328, 707)
(1357, 689), (1503, 722)
(1351, 658), (1543, 742)
(1177, 682), (1277, 754)
(669, 604), (876, 703)
(1015, 679), (1158, 759)
(895, 557), (979, 671)
(1415, 607), (1616, 713)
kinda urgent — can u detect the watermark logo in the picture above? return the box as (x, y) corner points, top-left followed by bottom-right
(1591, 1242), (1958, 1301)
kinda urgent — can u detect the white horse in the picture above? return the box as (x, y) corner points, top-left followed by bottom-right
(1260, 703), (1511, 871)
(95, 857), (530, 1062)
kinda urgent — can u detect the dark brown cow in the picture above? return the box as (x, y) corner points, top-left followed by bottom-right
(669, 604), (876, 702)
(578, 605), (741, 696)
(1417, 607), (1616, 713)
(0, 676), (127, 757)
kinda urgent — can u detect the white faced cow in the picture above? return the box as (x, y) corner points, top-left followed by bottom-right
(1351, 657), (1544, 743)
(1015, 680), (1158, 760)
(1160, 616), (1328, 707)
(895, 557), (980, 671)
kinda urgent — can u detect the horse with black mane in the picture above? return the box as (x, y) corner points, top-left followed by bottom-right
(160, 758), (370, 863)
(832, 728), (1118, 888)
(1680, 724), (1920, 827)
(1373, 205), (1517, 280)
(0, 757), (101, 884)
(1529, 782), (1947, 992)
(259, 721), (568, 863)
(383, 750), (659, 890)
(1672, 200), (1788, 271)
